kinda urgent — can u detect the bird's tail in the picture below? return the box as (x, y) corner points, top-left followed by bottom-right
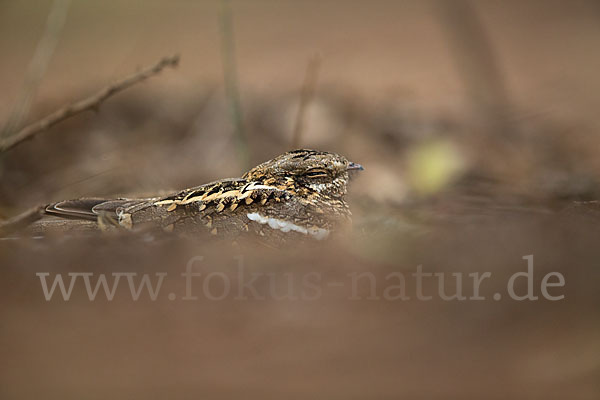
(1, 198), (143, 237)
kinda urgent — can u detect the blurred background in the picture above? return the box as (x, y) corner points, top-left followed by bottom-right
(1, 1), (599, 399)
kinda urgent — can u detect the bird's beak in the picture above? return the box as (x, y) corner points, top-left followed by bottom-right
(347, 161), (364, 171)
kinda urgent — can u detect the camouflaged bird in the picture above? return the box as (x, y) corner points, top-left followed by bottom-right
(35, 149), (363, 243)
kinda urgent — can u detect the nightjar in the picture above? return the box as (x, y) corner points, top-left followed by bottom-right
(35, 149), (363, 243)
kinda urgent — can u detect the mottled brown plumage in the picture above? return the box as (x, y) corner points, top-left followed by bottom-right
(38, 149), (363, 243)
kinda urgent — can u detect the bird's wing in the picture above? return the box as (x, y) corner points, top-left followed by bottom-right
(39, 177), (294, 235)
(155, 178), (247, 205)
(148, 177), (292, 214)
(39, 179), (251, 225)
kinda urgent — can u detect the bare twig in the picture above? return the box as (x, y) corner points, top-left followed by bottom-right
(291, 55), (321, 149)
(435, 0), (514, 138)
(0, 205), (46, 236)
(219, 0), (249, 170)
(0, 54), (180, 153)
(2, 0), (71, 137)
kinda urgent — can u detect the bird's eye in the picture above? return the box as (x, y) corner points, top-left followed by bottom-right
(305, 169), (329, 178)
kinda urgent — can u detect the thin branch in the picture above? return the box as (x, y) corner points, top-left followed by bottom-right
(219, 0), (249, 170)
(435, 0), (514, 138)
(2, 0), (71, 137)
(0, 54), (180, 153)
(0, 205), (46, 236)
(291, 54), (321, 149)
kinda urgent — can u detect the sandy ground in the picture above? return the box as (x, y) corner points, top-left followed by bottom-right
(1, 1), (600, 399)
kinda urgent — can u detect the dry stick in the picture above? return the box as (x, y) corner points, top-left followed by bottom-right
(0, 205), (46, 236)
(2, 0), (71, 137)
(0, 54), (180, 153)
(291, 55), (321, 150)
(219, 0), (249, 170)
(435, 0), (514, 139)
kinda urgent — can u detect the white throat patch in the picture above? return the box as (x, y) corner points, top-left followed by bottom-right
(308, 183), (330, 193)
(246, 212), (329, 240)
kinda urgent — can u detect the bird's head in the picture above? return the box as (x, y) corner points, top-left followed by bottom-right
(243, 149), (363, 199)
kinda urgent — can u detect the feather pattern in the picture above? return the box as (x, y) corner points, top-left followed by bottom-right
(32, 149), (362, 243)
